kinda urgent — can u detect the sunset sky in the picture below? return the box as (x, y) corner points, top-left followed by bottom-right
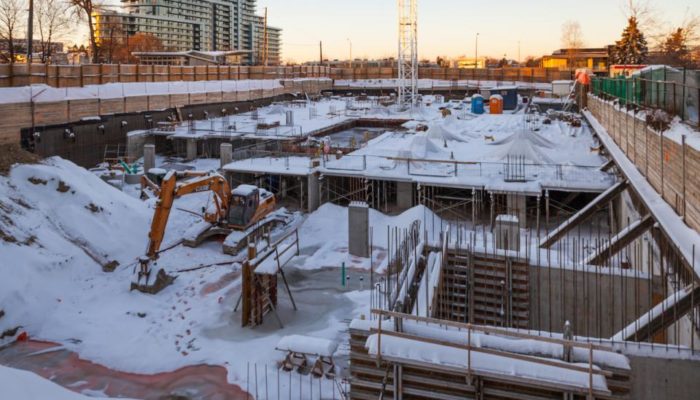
(255, 0), (698, 63)
(80, 0), (699, 63)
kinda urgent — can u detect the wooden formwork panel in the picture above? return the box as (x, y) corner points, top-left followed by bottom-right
(435, 251), (530, 329)
(152, 65), (168, 82)
(205, 92), (223, 104)
(33, 101), (68, 125)
(348, 328), (629, 400)
(124, 96), (148, 113)
(81, 65), (100, 86)
(222, 91), (238, 102)
(57, 65), (80, 87)
(169, 94), (189, 108)
(0, 102), (32, 144)
(98, 98), (125, 115)
(189, 93), (208, 105)
(68, 99), (99, 120)
(238, 67), (250, 80)
(194, 66), (207, 81)
(118, 65), (137, 83)
(148, 95), (170, 111)
(181, 66), (195, 82)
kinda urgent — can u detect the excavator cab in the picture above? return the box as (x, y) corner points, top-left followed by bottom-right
(228, 185), (262, 228)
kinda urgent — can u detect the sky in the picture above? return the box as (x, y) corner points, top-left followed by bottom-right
(255, 0), (699, 63)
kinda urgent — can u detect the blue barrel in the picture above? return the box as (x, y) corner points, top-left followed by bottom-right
(471, 94), (484, 114)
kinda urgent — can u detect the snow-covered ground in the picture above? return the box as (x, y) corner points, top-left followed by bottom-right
(0, 364), (137, 400)
(0, 157), (437, 399)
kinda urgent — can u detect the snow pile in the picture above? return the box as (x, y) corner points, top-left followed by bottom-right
(0, 158), (150, 334)
(294, 203), (442, 271)
(488, 129), (557, 164)
(0, 365), (136, 400)
(276, 335), (337, 357)
(398, 134), (446, 160)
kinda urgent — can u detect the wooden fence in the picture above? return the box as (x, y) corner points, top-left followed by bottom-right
(0, 64), (573, 88)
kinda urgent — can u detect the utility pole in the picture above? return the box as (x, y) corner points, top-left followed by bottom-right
(347, 38), (352, 67)
(319, 41), (323, 65)
(27, 0), (34, 62)
(518, 41), (521, 65)
(474, 32), (479, 68)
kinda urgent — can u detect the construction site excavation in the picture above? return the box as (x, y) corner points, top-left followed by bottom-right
(2, 1), (700, 399)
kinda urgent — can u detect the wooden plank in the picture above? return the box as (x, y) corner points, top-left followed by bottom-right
(540, 180), (628, 248)
(584, 215), (654, 265)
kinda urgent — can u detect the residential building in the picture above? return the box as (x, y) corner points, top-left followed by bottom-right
(132, 50), (249, 65)
(453, 57), (486, 69)
(94, 0), (281, 65)
(542, 47), (611, 72)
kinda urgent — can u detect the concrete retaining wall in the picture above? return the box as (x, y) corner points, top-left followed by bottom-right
(588, 95), (700, 234)
(0, 79), (333, 146)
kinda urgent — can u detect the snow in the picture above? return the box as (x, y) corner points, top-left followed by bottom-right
(231, 184), (258, 196)
(496, 215), (519, 223)
(365, 333), (610, 392)
(334, 79), (551, 91)
(276, 335), (338, 357)
(320, 113), (613, 193)
(0, 79), (293, 104)
(223, 156), (316, 176)
(0, 158), (374, 399)
(0, 365), (137, 400)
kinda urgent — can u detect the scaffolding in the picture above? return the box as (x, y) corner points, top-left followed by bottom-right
(397, 0), (418, 108)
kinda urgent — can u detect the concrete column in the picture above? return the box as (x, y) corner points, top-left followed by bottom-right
(143, 144), (155, 173)
(495, 215), (520, 251)
(220, 143), (233, 169)
(186, 139), (197, 161)
(507, 193), (527, 227)
(307, 173), (320, 212)
(349, 201), (370, 258)
(396, 181), (413, 211)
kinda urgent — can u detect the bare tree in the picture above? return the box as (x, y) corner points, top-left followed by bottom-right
(620, 0), (664, 45)
(36, 0), (72, 63)
(0, 0), (26, 63)
(561, 20), (584, 70)
(67, 0), (101, 63)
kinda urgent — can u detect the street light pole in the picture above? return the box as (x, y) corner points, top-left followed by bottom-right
(475, 33), (479, 68)
(27, 0), (34, 62)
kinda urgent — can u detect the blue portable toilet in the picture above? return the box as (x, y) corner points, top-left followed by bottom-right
(488, 86), (518, 110)
(471, 94), (485, 114)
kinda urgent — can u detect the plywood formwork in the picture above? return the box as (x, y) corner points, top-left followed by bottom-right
(434, 249), (530, 329)
(348, 314), (632, 400)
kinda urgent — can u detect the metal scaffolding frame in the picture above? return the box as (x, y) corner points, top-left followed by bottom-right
(397, 0), (418, 108)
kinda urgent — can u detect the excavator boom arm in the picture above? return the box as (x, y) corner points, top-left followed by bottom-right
(145, 172), (232, 258)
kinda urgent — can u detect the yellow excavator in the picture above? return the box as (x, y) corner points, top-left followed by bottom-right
(132, 170), (279, 293)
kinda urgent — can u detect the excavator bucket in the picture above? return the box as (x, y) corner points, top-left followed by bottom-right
(130, 268), (176, 294)
(130, 258), (176, 294)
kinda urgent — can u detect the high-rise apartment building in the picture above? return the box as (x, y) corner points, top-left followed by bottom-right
(94, 0), (281, 65)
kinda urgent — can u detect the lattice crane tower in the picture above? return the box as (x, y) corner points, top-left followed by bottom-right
(397, 0), (418, 108)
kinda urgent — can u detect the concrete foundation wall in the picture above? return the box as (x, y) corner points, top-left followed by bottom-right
(529, 264), (652, 338)
(628, 355), (700, 400)
(0, 78), (333, 146)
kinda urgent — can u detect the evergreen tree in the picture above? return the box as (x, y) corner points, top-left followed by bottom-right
(662, 28), (691, 67)
(612, 17), (649, 64)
